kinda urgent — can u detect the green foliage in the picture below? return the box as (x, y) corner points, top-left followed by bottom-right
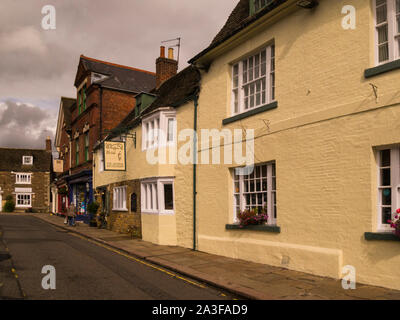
(5, 195), (13, 201)
(4, 199), (15, 212)
(87, 202), (100, 215)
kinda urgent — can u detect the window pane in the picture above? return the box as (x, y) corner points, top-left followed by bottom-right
(261, 50), (266, 76)
(378, 25), (388, 44)
(381, 149), (391, 167)
(381, 168), (391, 186)
(167, 119), (175, 142)
(382, 207), (392, 225)
(164, 184), (174, 210)
(376, 1), (387, 25)
(248, 57), (253, 81)
(381, 188), (391, 205)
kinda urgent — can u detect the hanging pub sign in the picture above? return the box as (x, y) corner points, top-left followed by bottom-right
(53, 159), (64, 173)
(104, 141), (126, 171)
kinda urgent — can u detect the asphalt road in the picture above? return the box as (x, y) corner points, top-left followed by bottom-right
(0, 215), (233, 300)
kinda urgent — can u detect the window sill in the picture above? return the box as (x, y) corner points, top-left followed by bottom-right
(112, 208), (128, 212)
(226, 224), (280, 233)
(364, 59), (400, 78)
(364, 232), (400, 242)
(222, 101), (278, 125)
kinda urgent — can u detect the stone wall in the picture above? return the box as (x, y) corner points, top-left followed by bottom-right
(0, 171), (50, 212)
(96, 179), (142, 238)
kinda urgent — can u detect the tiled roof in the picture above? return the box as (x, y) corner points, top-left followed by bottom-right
(0, 148), (52, 172)
(189, 0), (288, 63)
(60, 97), (75, 130)
(78, 55), (157, 93)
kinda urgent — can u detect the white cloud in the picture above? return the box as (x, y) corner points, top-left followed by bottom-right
(0, 26), (47, 55)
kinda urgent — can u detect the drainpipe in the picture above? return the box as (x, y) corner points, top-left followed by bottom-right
(99, 86), (103, 141)
(193, 94), (199, 251)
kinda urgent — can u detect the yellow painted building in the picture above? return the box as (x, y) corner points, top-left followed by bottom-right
(93, 65), (200, 248)
(93, 0), (400, 291)
(188, 0), (400, 290)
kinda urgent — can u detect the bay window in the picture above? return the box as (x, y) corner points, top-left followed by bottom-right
(233, 163), (276, 225)
(377, 148), (399, 231)
(141, 178), (174, 214)
(16, 173), (32, 184)
(113, 186), (127, 211)
(232, 44), (275, 116)
(142, 111), (176, 150)
(375, 0), (400, 64)
(16, 194), (32, 208)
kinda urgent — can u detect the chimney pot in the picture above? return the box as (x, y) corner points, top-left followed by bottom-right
(160, 46), (165, 58)
(168, 48), (174, 60)
(156, 46), (178, 88)
(45, 137), (52, 152)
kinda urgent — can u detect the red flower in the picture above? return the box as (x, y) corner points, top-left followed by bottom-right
(397, 208), (400, 214)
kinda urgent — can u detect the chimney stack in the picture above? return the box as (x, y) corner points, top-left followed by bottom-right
(156, 46), (178, 88)
(46, 136), (52, 152)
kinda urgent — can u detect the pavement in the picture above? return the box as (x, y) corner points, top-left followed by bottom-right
(7, 212), (400, 300)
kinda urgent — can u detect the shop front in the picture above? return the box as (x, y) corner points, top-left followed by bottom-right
(66, 170), (93, 224)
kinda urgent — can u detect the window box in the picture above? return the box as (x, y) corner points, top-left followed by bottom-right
(364, 232), (400, 241)
(226, 224), (280, 233)
(232, 163), (277, 225)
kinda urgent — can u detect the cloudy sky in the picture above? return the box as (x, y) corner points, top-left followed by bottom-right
(0, 0), (236, 150)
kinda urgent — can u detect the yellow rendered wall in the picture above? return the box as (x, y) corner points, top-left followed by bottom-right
(195, 0), (400, 289)
(93, 104), (195, 248)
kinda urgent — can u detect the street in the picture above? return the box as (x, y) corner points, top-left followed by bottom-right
(0, 215), (233, 300)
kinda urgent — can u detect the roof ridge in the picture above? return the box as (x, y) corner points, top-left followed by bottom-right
(80, 55), (156, 76)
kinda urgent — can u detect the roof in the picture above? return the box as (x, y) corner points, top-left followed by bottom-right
(102, 66), (200, 142)
(0, 148), (52, 172)
(60, 97), (75, 129)
(189, 0), (289, 64)
(76, 55), (157, 93)
(143, 65), (201, 115)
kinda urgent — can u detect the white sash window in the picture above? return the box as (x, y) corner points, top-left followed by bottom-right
(375, 0), (400, 64)
(232, 44), (275, 116)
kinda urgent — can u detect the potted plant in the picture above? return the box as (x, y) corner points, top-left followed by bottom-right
(4, 195), (15, 213)
(389, 209), (400, 239)
(87, 202), (100, 227)
(237, 207), (268, 227)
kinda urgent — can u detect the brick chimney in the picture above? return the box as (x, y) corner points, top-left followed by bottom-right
(45, 136), (52, 152)
(156, 46), (178, 88)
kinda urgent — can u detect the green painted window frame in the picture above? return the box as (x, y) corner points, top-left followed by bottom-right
(75, 138), (79, 166)
(84, 133), (89, 162)
(78, 91), (82, 114)
(83, 85), (87, 111)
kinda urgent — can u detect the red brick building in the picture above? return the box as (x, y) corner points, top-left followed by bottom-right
(53, 55), (157, 220)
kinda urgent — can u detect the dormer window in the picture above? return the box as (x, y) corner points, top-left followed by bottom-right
(22, 156), (33, 165)
(250, 0), (274, 15)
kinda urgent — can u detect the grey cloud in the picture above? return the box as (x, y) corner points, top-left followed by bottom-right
(0, 100), (55, 149)
(0, 0), (236, 147)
